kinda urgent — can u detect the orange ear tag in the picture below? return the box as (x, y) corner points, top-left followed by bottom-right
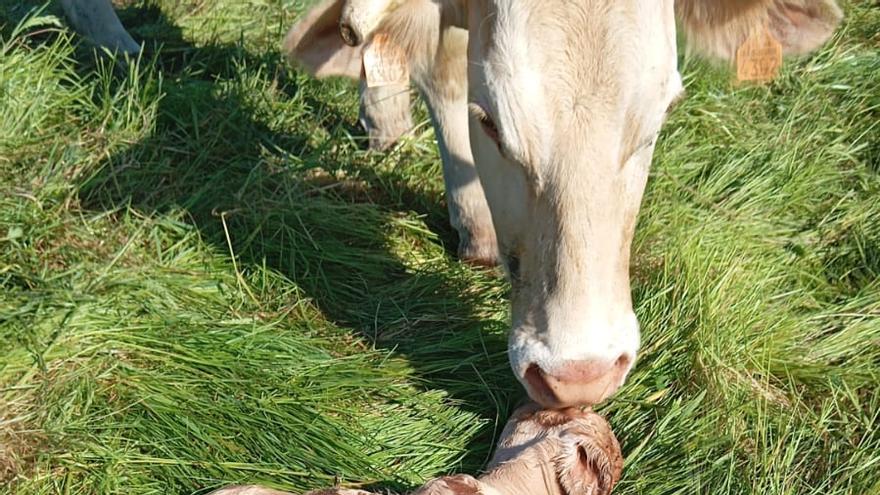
(362, 32), (409, 88)
(736, 26), (783, 83)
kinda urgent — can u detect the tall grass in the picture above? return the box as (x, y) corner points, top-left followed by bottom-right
(1, 1), (878, 494)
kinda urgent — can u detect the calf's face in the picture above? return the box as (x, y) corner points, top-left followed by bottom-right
(465, 0), (682, 407)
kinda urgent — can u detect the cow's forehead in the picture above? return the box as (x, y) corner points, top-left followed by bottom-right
(472, 0), (679, 165)
(484, 0), (678, 106)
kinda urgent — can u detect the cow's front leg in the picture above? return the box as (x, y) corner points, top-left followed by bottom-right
(359, 80), (414, 150)
(61, 0), (140, 54)
(416, 28), (498, 267)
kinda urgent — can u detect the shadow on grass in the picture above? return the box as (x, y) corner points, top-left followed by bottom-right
(75, 3), (520, 485)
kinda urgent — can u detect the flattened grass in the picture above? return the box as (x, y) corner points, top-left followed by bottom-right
(1, 1), (878, 494)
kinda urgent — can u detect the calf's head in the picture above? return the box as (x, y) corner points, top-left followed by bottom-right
(285, 0), (842, 407)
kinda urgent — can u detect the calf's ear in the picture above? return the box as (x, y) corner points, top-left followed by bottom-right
(283, 0), (363, 79)
(554, 417), (624, 495)
(677, 0), (843, 60)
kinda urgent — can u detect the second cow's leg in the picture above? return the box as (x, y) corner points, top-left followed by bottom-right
(359, 81), (414, 150)
(60, 0), (140, 54)
(415, 27), (498, 266)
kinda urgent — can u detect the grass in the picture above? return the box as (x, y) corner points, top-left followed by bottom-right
(0, 0), (878, 494)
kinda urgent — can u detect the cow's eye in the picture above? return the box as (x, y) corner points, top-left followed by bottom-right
(468, 103), (502, 148)
(477, 113), (500, 143)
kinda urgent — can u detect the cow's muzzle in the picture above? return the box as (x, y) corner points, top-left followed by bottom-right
(523, 355), (632, 408)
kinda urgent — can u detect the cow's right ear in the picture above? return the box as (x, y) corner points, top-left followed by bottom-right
(283, 0), (363, 79)
(676, 0), (843, 60)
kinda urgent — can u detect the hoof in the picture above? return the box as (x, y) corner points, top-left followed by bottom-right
(458, 234), (499, 267)
(96, 31), (141, 55)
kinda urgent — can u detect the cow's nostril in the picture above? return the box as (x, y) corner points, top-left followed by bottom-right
(522, 358), (631, 408)
(524, 364), (555, 406)
(338, 22), (361, 46)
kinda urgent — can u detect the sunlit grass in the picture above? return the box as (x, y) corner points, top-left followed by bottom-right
(1, 1), (878, 494)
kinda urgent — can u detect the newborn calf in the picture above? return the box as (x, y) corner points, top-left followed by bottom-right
(210, 404), (623, 495)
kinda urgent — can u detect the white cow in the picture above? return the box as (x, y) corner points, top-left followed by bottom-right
(55, 1), (414, 152)
(285, 0), (842, 407)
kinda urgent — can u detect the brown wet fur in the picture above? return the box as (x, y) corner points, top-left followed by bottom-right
(485, 404), (623, 495)
(208, 404), (622, 495)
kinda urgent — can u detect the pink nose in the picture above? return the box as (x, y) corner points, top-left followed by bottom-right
(523, 355), (632, 408)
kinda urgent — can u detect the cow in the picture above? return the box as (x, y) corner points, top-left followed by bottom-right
(284, 0), (843, 407)
(55, 0), (416, 151)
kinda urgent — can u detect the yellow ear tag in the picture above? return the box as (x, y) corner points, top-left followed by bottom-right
(362, 32), (409, 88)
(736, 26), (783, 83)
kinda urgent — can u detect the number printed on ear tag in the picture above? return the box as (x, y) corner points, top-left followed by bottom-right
(736, 26), (783, 83)
(363, 32), (409, 88)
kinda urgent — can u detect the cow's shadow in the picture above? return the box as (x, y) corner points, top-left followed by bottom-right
(72, 3), (520, 491)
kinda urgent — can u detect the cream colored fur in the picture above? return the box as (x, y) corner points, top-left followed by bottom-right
(283, 0), (364, 78)
(285, 0), (498, 265)
(677, 0), (843, 59)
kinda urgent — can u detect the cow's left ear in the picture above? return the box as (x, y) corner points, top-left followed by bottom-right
(677, 0), (843, 60)
(283, 0), (363, 79)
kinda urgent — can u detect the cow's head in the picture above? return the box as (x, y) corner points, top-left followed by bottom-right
(285, 0), (842, 407)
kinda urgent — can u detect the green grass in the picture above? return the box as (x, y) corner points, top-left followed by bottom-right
(1, 1), (878, 494)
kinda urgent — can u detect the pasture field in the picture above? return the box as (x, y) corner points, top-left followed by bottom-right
(1, 1), (878, 493)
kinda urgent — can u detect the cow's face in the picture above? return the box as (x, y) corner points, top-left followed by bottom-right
(285, 0), (842, 408)
(464, 0), (682, 407)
